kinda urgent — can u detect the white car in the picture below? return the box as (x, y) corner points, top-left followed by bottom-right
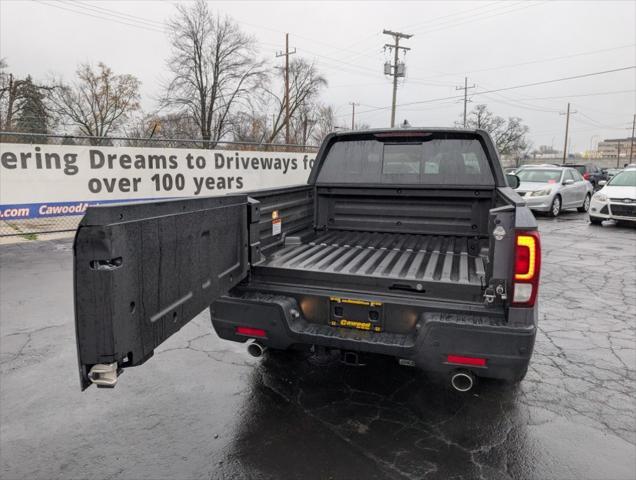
(589, 168), (636, 225)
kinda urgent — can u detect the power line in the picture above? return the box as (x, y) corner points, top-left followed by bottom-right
(38, 0), (164, 33)
(343, 66), (636, 118)
(397, 1), (507, 31)
(504, 89), (636, 102)
(470, 81), (564, 113)
(59, 0), (165, 29)
(233, 19), (382, 63)
(406, 66), (636, 108)
(306, 49), (456, 87)
(577, 112), (631, 130)
(330, 2), (523, 63)
(333, 2), (508, 62)
(241, 2), (543, 77)
(472, 81), (635, 117)
(301, 50), (382, 76)
(411, 1), (546, 37)
(477, 93), (561, 114)
(416, 43), (636, 82)
(533, 124), (630, 136)
(472, 66), (636, 97)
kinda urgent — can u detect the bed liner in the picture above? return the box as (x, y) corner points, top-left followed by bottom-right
(256, 230), (488, 286)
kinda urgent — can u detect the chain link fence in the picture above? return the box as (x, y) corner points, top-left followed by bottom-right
(0, 132), (319, 239)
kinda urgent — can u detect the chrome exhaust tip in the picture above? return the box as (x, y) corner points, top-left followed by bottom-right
(247, 342), (266, 358)
(450, 370), (476, 392)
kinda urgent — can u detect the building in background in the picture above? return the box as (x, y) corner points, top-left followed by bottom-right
(531, 145), (563, 160)
(597, 137), (635, 160)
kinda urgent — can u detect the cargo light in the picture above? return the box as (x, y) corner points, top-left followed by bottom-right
(447, 355), (487, 367)
(235, 326), (267, 338)
(512, 231), (541, 307)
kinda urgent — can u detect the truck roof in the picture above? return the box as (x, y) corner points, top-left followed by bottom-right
(329, 127), (483, 138)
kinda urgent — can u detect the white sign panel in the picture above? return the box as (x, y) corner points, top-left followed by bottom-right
(0, 143), (315, 219)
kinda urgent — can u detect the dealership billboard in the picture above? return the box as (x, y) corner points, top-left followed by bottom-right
(0, 143), (315, 220)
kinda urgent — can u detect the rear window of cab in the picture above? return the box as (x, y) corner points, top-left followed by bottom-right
(317, 137), (494, 185)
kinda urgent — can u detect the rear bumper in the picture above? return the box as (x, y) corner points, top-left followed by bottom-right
(211, 294), (537, 382)
(522, 195), (553, 212)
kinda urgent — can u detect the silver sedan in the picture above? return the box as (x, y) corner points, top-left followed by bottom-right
(514, 166), (594, 217)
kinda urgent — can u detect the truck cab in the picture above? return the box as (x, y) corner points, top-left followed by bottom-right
(74, 128), (541, 391)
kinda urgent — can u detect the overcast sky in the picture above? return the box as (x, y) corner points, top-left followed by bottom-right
(1, 0), (634, 152)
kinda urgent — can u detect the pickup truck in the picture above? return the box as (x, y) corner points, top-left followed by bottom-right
(74, 128), (541, 393)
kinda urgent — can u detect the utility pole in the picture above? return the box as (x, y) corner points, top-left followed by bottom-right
(5, 73), (14, 130)
(630, 113), (635, 163)
(617, 141), (621, 168)
(560, 103), (577, 163)
(456, 77), (476, 128)
(383, 29), (412, 128)
(349, 102), (359, 130)
(301, 115), (315, 145)
(276, 33), (296, 144)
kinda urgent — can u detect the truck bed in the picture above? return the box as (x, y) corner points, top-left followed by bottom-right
(255, 230), (488, 289)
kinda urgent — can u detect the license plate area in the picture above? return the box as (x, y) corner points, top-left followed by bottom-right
(329, 297), (383, 332)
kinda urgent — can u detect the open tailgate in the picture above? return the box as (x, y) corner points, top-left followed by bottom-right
(74, 195), (249, 390)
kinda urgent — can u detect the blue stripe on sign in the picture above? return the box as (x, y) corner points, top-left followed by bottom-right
(0, 198), (176, 220)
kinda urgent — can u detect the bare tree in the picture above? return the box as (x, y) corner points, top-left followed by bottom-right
(124, 112), (202, 147)
(306, 104), (359, 145)
(463, 104), (530, 155)
(265, 58), (327, 143)
(48, 62), (140, 142)
(231, 109), (269, 145)
(309, 104), (336, 144)
(162, 0), (266, 146)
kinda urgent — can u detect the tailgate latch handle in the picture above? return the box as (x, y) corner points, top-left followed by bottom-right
(87, 362), (119, 387)
(484, 281), (507, 304)
(89, 257), (123, 271)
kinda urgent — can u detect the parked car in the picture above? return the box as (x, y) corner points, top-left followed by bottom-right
(515, 165), (593, 217)
(589, 168), (636, 225)
(73, 128), (541, 393)
(605, 168), (623, 179)
(562, 163), (606, 189)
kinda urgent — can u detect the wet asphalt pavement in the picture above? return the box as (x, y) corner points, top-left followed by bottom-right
(1, 212), (635, 480)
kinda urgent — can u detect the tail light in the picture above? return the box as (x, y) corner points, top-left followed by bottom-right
(512, 231), (541, 306)
(583, 172), (590, 180)
(447, 355), (487, 367)
(235, 326), (266, 338)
